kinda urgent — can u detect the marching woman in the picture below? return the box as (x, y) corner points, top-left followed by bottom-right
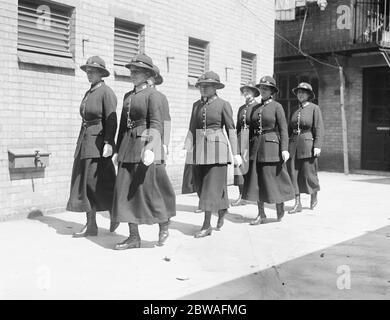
(287, 82), (324, 214)
(67, 56), (118, 237)
(184, 71), (241, 238)
(112, 53), (176, 250)
(242, 76), (295, 224)
(231, 81), (260, 207)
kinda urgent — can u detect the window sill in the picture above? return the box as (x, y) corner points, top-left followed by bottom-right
(17, 51), (75, 70)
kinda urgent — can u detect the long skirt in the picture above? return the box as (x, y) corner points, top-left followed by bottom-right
(181, 163), (196, 194)
(193, 164), (229, 212)
(287, 155), (320, 195)
(112, 162), (176, 224)
(66, 154), (116, 213)
(242, 161), (295, 204)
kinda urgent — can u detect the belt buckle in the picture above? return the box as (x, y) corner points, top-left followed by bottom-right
(293, 129), (301, 135)
(127, 120), (135, 129)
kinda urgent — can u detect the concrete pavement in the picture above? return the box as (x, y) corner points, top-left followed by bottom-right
(0, 172), (389, 299)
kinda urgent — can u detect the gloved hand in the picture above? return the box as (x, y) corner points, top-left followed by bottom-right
(282, 151), (290, 162)
(314, 148), (321, 157)
(103, 144), (113, 158)
(143, 150), (155, 166)
(234, 155), (243, 167)
(163, 144), (168, 155)
(112, 153), (118, 166)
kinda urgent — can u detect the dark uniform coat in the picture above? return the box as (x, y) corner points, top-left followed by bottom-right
(234, 100), (257, 186)
(287, 101), (324, 195)
(242, 97), (294, 204)
(67, 81), (117, 213)
(182, 95), (237, 211)
(112, 84), (176, 224)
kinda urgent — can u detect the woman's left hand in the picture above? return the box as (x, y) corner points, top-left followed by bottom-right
(103, 144), (113, 158)
(314, 148), (321, 157)
(143, 150), (155, 166)
(282, 151), (290, 162)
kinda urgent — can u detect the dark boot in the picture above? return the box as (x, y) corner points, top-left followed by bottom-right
(288, 194), (302, 214)
(310, 192), (318, 210)
(194, 211), (212, 238)
(156, 221), (170, 247)
(216, 209), (227, 231)
(73, 210), (98, 238)
(250, 201), (267, 225)
(109, 211), (120, 232)
(114, 223), (141, 250)
(276, 203), (285, 222)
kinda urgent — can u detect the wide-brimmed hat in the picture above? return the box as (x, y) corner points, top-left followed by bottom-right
(80, 56), (110, 77)
(125, 53), (156, 75)
(240, 81), (261, 97)
(152, 64), (163, 85)
(195, 71), (225, 89)
(292, 82), (315, 99)
(256, 76), (279, 94)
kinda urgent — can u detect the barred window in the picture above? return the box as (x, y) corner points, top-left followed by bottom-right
(188, 38), (209, 83)
(114, 19), (144, 68)
(17, 0), (73, 58)
(241, 52), (256, 85)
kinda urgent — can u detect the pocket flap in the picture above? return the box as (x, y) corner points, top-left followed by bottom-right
(265, 138), (280, 143)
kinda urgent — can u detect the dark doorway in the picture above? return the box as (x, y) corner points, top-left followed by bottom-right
(362, 67), (390, 171)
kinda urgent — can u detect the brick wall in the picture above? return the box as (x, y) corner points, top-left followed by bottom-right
(0, 0), (275, 220)
(275, 53), (386, 172)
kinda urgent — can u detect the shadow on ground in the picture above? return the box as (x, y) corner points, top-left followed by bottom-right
(180, 225), (390, 300)
(31, 215), (156, 250)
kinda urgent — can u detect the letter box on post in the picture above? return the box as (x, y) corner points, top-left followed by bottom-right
(8, 149), (50, 172)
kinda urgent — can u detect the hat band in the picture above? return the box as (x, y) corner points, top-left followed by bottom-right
(132, 60), (154, 68)
(199, 78), (220, 82)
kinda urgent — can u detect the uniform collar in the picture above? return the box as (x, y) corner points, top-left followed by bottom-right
(261, 96), (273, 105)
(300, 101), (310, 108)
(90, 80), (104, 92)
(134, 82), (150, 94)
(246, 98), (257, 107)
(201, 94), (218, 105)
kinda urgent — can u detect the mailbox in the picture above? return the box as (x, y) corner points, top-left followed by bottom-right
(8, 149), (51, 171)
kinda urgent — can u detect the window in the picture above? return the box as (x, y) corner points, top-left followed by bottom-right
(275, 73), (319, 120)
(241, 51), (256, 85)
(17, 0), (73, 58)
(188, 38), (209, 85)
(114, 19), (144, 68)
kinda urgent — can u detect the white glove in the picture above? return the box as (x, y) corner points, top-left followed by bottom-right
(103, 144), (113, 158)
(163, 144), (168, 155)
(143, 150), (155, 166)
(282, 151), (290, 162)
(112, 153), (118, 166)
(314, 148), (321, 157)
(234, 155), (243, 167)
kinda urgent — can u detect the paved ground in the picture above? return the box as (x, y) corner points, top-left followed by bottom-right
(0, 172), (389, 300)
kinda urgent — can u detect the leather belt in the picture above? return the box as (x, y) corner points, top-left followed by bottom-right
(292, 129), (311, 135)
(82, 119), (101, 127)
(254, 128), (277, 136)
(127, 120), (147, 129)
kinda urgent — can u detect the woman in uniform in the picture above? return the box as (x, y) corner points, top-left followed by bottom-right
(67, 56), (118, 237)
(112, 53), (176, 250)
(287, 82), (324, 214)
(184, 71), (242, 238)
(242, 76), (294, 224)
(231, 81), (260, 207)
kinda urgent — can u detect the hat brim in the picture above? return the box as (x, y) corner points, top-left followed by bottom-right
(256, 84), (279, 94)
(125, 61), (156, 73)
(292, 87), (315, 99)
(240, 85), (261, 97)
(195, 80), (225, 89)
(80, 64), (110, 77)
(154, 73), (163, 85)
